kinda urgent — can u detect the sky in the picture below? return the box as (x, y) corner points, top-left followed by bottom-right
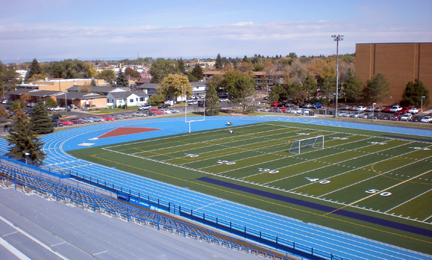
(0, 0), (431, 63)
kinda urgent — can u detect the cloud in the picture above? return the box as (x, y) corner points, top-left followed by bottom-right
(0, 18), (431, 61)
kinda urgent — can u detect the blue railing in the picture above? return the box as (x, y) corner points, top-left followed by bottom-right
(0, 161), (297, 260)
(70, 171), (347, 260)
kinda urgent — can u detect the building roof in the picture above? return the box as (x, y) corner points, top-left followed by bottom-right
(137, 83), (160, 90)
(54, 92), (106, 100)
(109, 91), (148, 99)
(67, 85), (128, 94)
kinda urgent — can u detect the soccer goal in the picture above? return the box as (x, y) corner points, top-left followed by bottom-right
(289, 135), (324, 154)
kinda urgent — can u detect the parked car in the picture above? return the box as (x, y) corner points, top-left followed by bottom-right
(389, 105), (402, 112)
(159, 109), (172, 114)
(338, 105), (351, 110)
(351, 111), (365, 118)
(270, 102), (279, 107)
(51, 114), (62, 120)
(150, 109), (164, 115)
(365, 107), (374, 112)
(113, 114), (124, 120)
(133, 111), (147, 117)
(374, 107), (382, 112)
(382, 107), (391, 113)
(121, 113), (132, 119)
(168, 108), (180, 113)
(91, 116), (105, 122)
(59, 119), (73, 125)
(158, 104), (171, 109)
(399, 113), (412, 121)
(100, 115), (115, 121)
(400, 107), (410, 113)
(408, 107), (419, 114)
(138, 104), (152, 110)
(81, 117), (94, 123)
(356, 106), (367, 111)
(71, 118), (85, 124)
(49, 106), (65, 111)
(420, 116), (432, 123)
(311, 103), (323, 109)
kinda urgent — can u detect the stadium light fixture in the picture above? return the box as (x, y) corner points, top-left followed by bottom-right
(332, 35), (343, 118)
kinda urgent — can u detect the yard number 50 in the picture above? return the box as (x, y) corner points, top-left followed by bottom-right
(365, 189), (392, 197)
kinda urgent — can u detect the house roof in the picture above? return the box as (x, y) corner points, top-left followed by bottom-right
(109, 91), (148, 99)
(67, 85), (128, 94)
(137, 83), (160, 90)
(54, 92), (106, 100)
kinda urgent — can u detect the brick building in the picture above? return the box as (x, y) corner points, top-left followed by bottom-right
(355, 43), (432, 106)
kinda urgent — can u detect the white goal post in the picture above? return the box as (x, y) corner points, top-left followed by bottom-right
(289, 135), (324, 154)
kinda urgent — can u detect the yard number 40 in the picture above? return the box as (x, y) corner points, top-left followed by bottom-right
(305, 177), (330, 184)
(365, 189), (392, 197)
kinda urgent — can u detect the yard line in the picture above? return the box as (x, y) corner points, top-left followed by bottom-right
(324, 168), (432, 216)
(384, 188), (432, 213)
(317, 153), (432, 198)
(132, 125), (297, 156)
(162, 128), (303, 161)
(219, 135), (375, 175)
(423, 215), (432, 222)
(263, 139), (407, 185)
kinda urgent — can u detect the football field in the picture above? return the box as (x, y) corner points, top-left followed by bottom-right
(70, 121), (432, 254)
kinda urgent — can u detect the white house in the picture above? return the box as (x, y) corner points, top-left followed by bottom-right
(107, 91), (148, 107)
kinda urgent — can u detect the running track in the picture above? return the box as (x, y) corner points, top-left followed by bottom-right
(1, 116), (431, 260)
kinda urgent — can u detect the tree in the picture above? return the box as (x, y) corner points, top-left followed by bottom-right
(45, 97), (58, 110)
(160, 74), (192, 100)
(215, 53), (223, 70)
(191, 64), (203, 80)
(6, 103), (46, 164)
(148, 93), (166, 105)
(286, 82), (305, 103)
(363, 73), (391, 106)
(177, 58), (186, 74)
(125, 67), (140, 78)
(25, 58), (42, 83)
(222, 71), (256, 113)
(205, 84), (220, 116)
(98, 70), (116, 84)
(303, 75), (317, 100)
(320, 75), (336, 105)
(0, 62), (18, 95)
(268, 84), (286, 103)
(400, 79), (430, 107)
(149, 58), (181, 83)
(8, 100), (25, 112)
(344, 68), (363, 103)
(116, 70), (128, 87)
(30, 99), (54, 134)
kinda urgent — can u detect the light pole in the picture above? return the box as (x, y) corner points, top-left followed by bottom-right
(24, 152), (30, 164)
(372, 102), (376, 120)
(421, 96), (425, 113)
(332, 35), (343, 118)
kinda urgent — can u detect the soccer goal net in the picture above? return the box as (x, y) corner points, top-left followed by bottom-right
(289, 135), (324, 154)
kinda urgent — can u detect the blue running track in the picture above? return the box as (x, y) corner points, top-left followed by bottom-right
(1, 116), (431, 260)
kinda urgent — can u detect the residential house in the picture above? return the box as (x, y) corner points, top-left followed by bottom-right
(106, 91), (149, 107)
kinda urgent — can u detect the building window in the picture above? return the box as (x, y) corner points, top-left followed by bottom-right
(130, 98), (133, 103)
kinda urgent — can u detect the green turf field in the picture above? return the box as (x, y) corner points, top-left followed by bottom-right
(69, 121), (432, 253)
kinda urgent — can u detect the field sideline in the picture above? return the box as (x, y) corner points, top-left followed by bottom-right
(69, 121), (432, 254)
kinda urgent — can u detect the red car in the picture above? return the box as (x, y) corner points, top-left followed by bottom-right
(99, 115), (115, 121)
(400, 107), (410, 113)
(270, 102), (279, 107)
(150, 109), (165, 115)
(59, 119), (73, 125)
(382, 107), (391, 113)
